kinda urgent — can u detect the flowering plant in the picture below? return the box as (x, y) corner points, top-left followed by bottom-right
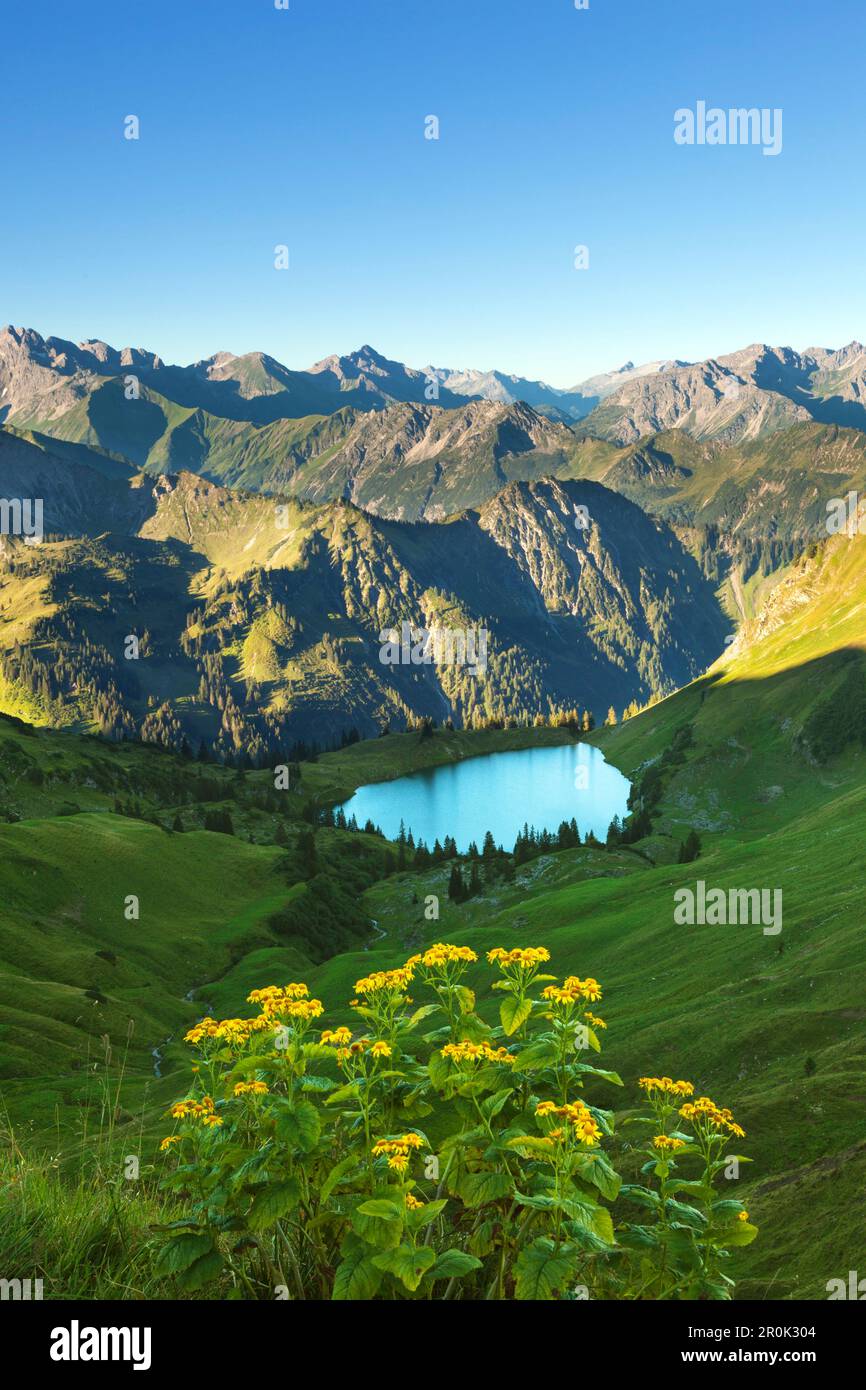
(155, 945), (756, 1299)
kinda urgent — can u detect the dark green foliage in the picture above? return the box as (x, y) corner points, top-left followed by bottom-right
(678, 829), (701, 863)
(801, 657), (866, 762)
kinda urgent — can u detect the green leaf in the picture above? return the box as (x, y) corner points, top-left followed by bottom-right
(664, 1199), (706, 1229)
(507, 1135), (556, 1160)
(482, 1086), (514, 1119)
(513, 1190), (557, 1211)
(619, 1184), (661, 1210)
(427, 1049), (451, 1092)
(428, 1250), (483, 1280)
(176, 1250), (224, 1291)
(514, 1237), (577, 1300)
(718, 1220), (758, 1247)
(351, 1202), (403, 1250)
(574, 1063), (623, 1086)
(500, 995), (532, 1036)
(356, 1198), (404, 1219)
(454, 985), (476, 1015)
(326, 1081), (362, 1105)
(407, 1004), (440, 1028)
(300, 1074), (338, 1093)
(458, 1169), (512, 1208)
(572, 1151), (622, 1202)
(511, 1039), (557, 1072)
(155, 1232), (214, 1276)
(372, 1244), (436, 1292)
(247, 1178), (301, 1230)
(320, 1155), (361, 1205)
(275, 1099), (321, 1153)
(332, 1237), (384, 1300)
(563, 1197), (616, 1245)
(405, 1197), (447, 1231)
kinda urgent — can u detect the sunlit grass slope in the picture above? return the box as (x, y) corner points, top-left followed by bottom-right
(296, 530), (866, 1298)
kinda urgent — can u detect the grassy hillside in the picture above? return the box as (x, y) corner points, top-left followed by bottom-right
(285, 528), (866, 1298)
(3, 529), (866, 1298)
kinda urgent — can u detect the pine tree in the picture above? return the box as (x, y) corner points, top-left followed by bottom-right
(447, 863), (466, 902)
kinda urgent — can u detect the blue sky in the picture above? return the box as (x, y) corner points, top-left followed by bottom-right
(3, 0), (864, 384)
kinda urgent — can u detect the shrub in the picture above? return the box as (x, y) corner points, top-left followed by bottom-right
(156, 945), (756, 1300)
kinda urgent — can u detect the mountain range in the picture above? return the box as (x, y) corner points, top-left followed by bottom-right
(5, 325), (866, 455)
(4, 323), (866, 753)
(0, 427), (727, 753)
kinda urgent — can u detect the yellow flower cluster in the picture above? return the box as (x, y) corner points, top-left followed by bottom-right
(487, 947), (550, 968)
(263, 997), (324, 1021)
(353, 966), (414, 997)
(371, 1133), (424, 1173)
(679, 1096), (745, 1138)
(407, 943), (478, 969)
(321, 1026), (353, 1046)
(441, 1040), (516, 1066)
(541, 975), (603, 1005)
(247, 983), (309, 1004)
(331, 1037), (392, 1068)
(170, 1095), (223, 1128)
(585, 1011), (606, 1029)
(159, 1135), (181, 1151)
(638, 1076), (695, 1097)
(535, 1099), (601, 1146)
(185, 1015), (273, 1047)
(652, 1134), (686, 1152)
(233, 1080), (269, 1097)
(405, 1192), (425, 1210)
(183, 1017), (219, 1045)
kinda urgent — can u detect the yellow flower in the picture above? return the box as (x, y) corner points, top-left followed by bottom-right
(159, 1135), (180, 1151)
(413, 943), (478, 971)
(405, 1193), (424, 1210)
(183, 1017), (219, 1045)
(639, 1076), (694, 1097)
(353, 966), (414, 997)
(321, 1026), (353, 1046)
(441, 1040), (516, 1066)
(487, 947), (550, 968)
(372, 1132), (424, 1161)
(233, 1080), (268, 1096)
(738, 1210), (749, 1221)
(370, 1040), (392, 1059)
(248, 982), (309, 1004)
(678, 1095), (745, 1138)
(536, 1099), (601, 1146)
(652, 1134), (686, 1152)
(170, 1094), (215, 1120)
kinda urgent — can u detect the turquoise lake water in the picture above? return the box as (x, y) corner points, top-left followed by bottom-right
(336, 742), (630, 852)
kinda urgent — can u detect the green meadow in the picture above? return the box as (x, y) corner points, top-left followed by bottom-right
(2, 532), (866, 1297)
